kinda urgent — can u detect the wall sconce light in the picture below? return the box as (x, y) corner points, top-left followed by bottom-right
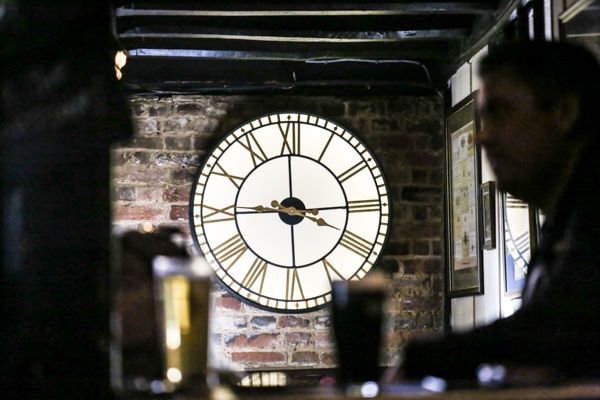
(114, 50), (127, 80)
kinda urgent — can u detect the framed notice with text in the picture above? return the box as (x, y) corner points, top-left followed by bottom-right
(446, 94), (483, 297)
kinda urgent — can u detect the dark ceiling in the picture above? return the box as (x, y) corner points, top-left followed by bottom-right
(114, 0), (515, 95)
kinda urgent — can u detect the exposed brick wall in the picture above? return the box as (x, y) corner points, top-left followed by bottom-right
(112, 95), (445, 371)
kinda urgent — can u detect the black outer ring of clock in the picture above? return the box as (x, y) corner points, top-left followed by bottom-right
(189, 111), (394, 313)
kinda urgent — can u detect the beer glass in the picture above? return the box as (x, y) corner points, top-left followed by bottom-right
(331, 273), (387, 386)
(153, 256), (212, 393)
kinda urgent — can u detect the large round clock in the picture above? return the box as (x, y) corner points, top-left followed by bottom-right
(189, 112), (390, 312)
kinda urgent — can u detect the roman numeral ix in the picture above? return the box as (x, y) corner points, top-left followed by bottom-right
(201, 204), (235, 223)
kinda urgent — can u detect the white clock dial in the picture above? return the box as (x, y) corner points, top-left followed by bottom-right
(505, 194), (531, 285)
(190, 112), (391, 312)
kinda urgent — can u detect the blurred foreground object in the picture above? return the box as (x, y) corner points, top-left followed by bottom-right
(153, 255), (212, 395)
(331, 272), (388, 388)
(0, 1), (132, 398)
(111, 229), (188, 394)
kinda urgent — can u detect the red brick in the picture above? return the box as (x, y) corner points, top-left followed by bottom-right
(314, 332), (334, 349)
(112, 166), (170, 184)
(231, 352), (285, 364)
(402, 297), (441, 312)
(402, 258), (442, 274)
(413, 240), (430, 255)
(291, 351), (319, 365)
(405, 152), (443, 168)
(277, 316), (310, 329)
(114, 204), (166, 221)
(135, 188), (164, 202)
(169, 205), (189, 220)
(225, 333), (281, 348)
(170, 169), (195, 185)
(314, 316), (331, 330)
(164, 186), (191, 202)
(285, 332), (313, 347)
(214, 296), (242, 311)
(129, 135), (165, 150)
(393, 222), (442, 239)
(396, 276), (431, 297)
(320, 352), (337, 366)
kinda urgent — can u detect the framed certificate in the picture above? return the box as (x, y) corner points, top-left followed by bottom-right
(445, 93), (483, 297)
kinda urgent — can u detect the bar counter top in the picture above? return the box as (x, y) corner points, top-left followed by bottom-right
(122, 381), (600, 400)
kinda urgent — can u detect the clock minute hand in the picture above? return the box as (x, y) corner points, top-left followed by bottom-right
(236, 205), (279, 213)
(307, 215), (340, 230)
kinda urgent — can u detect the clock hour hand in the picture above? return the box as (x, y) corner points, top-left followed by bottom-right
(271, 201), (339, 230)
(237, 203), (339, 230)
(270, 200), (318, 216)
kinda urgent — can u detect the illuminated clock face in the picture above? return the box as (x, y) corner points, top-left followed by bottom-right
(190, 112), (390, 312)
(504, 194), (531, 292)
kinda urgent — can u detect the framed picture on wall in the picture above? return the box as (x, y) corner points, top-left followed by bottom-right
(480, 181), (496, 250)
(446, 93), (483, 297)
(503, 193), (538, 296)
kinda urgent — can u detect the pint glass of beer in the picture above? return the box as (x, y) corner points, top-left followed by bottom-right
(331, 273), (387, 386)
(153, 256), (212, 393)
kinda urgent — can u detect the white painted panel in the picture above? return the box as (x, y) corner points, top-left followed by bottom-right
(450, 63), (472, 106)
(450, 296), (475, 332)
(470, 46), (489, 92)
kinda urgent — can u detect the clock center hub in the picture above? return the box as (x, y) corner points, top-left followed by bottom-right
(278, 197), (306, 225)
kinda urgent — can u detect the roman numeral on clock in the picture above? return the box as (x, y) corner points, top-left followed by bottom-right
(213, 163), (244, 188)
(201, 204), (235, 223)
(322, 258), (345, 283)
(213, 234), (247, 269)
(278, 121), (301, 155)
(285, 268), (305, 300)
(339, 230), (373, 258)
(241, 258), (268, 294)
(238, 132), (267, 167)
(338, 161), (367, 183)
(348, 199), (380, 213)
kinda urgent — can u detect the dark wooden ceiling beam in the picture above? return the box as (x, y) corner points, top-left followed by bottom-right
(120, 56), (437, 95)
(116, 2), (496, 16)
(119, 29), (467, 42)
(125, 47), (456, 62)
(116, 15), (477, 33)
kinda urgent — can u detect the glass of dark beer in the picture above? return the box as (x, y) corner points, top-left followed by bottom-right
(331, 273), (387, 387)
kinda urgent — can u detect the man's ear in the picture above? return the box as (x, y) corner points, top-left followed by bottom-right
(554, 95), (580, 137)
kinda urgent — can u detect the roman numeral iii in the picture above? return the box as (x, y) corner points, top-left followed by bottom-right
(348, 199), (380, 213)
